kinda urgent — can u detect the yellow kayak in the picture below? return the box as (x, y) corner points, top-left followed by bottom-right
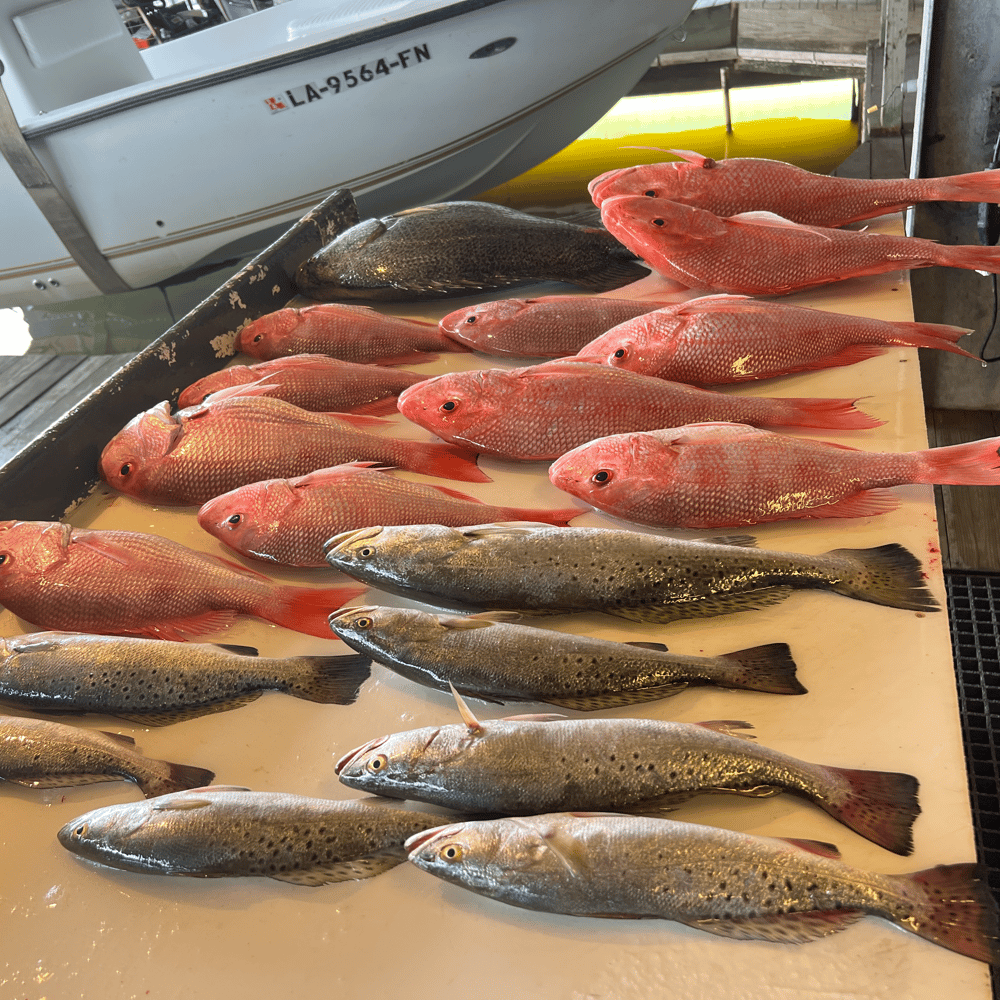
(478, 77), (861, 208)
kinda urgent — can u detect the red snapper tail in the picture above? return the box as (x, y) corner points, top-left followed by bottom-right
(915, 435), (1000, 484)
(935, 243), (1000, 274)
(928, 168), (1000, 205)
(264, 584), (367, 639)
(774, 396), (884, 430)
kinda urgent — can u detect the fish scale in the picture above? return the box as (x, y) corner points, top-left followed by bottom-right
(396, 361), (880, 462)
(58, 788), (451, 884)
(589, 151), (1000, 227)
(574, 294), (977, 384)
(335, 715), (918, 854)
(601, 195), (1000, 296)
(322, 523), (940, 622)
(406, 813), (999, 964)
(549, 423), (1000, 528)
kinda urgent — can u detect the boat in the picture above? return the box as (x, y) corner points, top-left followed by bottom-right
(0, 0), (695, 310)
(477, 76), (862, 208)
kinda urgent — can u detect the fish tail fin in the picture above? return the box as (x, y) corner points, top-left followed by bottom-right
(403, 442), (492, 483)
(777, 397), (883, 430)
(714, 642), (807, 694)
(265, 584), (367, 639)
(137, 761), (216, 798)
(890, 863), (999, 963)
(500, 505), (583, 527)
(818, 767), (920, 855)
(887, 318), (977, 348)
(286, 653), (371, 704)
(825, 543), (939, 612)
(936, 243), (1000, 275)
(913, 435), (1000, 485)
(929, 169), (1000, 205)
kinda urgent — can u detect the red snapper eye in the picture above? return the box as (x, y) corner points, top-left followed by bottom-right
(643, 189), (656, 197)
(227, 514), (242, 526)
(0, 552), (9, 567)
(119, 463), (132, 477)
(591, 470), (612, 486)
(652, 218), (664, 227)
(465, 316), (477, 325)
(613, 348), (627, 359)
(253, 333), (263, 343)
(440, 400), (457, 413)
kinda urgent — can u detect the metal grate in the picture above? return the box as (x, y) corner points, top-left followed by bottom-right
(945, 571), (1000, 994)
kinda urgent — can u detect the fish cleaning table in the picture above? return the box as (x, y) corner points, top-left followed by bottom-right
(0, 211), (992, 1000)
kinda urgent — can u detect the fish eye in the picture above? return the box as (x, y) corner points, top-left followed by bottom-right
(367, 754), (388, 772)
(119, 463), (132, 477)
(354, 616), (373, 630)
(0, 552), (9, 567)
(74, 823), (88, 837)
(465, 316), (477, 325)
(439, 843), (463, 861)
(591, 470), (613, 486)
(227, 514), (242, 526)
(358, 546), (376, 558)
(253, 333), (263, 343)
(643, 189), (656, 197)
(440, 400), (458, 413)
(613, 348), (627, 359)
(652, 218), (664, 227)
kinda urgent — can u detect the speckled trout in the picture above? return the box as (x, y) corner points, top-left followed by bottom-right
(0, 631), (371, 725)
(322, 523), (939, 623)
(407, 813), (999, 964)
(59, 787), (451, 884)
(0, 716), (214, 798)
(336, 713), (917, 855)
(327, 606), (804, 708)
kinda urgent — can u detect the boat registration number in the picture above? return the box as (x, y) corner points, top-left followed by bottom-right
(264, 44), (432, 113)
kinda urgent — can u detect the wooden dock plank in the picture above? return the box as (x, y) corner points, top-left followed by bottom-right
(0, 353), (136, 469)
(0, 355), (85, 424)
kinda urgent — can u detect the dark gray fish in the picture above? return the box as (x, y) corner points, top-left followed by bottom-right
(0, 631), (371, 725)
(327, 606), (804, 708)
(294, 202), (649, 301)
(0, 715), (214, 798)
(322, 522), (940, 623)
(406, 813), (999, 964)
(337, 713), (917, 854)
(59, 787), (451, 885)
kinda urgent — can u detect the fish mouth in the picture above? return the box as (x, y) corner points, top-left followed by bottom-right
(323, 525), (384, 557)
(334, 734), (388, 774)
(404, 823), (462, 855)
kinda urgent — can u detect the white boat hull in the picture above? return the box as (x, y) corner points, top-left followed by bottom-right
(0, 0), (694, 308)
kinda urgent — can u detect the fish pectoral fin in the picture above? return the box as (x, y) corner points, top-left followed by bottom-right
(624, 641), (668, 652)
(436, 615), (501, 631)
(686, 909), (866, 944)
(704, 534), (758, 548)
(98, 730), (138, 746)
(695, 720), (755, 740)
(708, 784), (784, 798)
(213, 644), (260, 657)
(69, 535), (137, 567)
(728, 212), (834, 242)
(623, 792), (697, 815)
(500, 712), (566, 723)
(270, 851), (406, 885)
(131, 611), (240, 642)
(459, 523), (549, 539)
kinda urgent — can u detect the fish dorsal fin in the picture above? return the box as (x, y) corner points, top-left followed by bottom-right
(500, 713), (566, 722)
(695, 720), (755, 740)
(459, 522), (549, 539)
(665, 148), (715, 168)
(450, 682), (484, 735)
(436, 615), (499, 631)
(728, 212), (834, 241)
(98, 730), (137, 747)
(151, 785), (251, 811)
(706, 534), (758, 548)
(780, 837), (842, 859)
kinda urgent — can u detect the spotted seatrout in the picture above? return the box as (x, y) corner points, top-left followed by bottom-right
(327, 606), (804, 708)
(337, 714), (917, 854)
(407, 813), (999, 964)
(0, 632), (370, 725)
(323, 523), (939, 623)
(0, 716), (214, 798)
(59, 787), (451, 884)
